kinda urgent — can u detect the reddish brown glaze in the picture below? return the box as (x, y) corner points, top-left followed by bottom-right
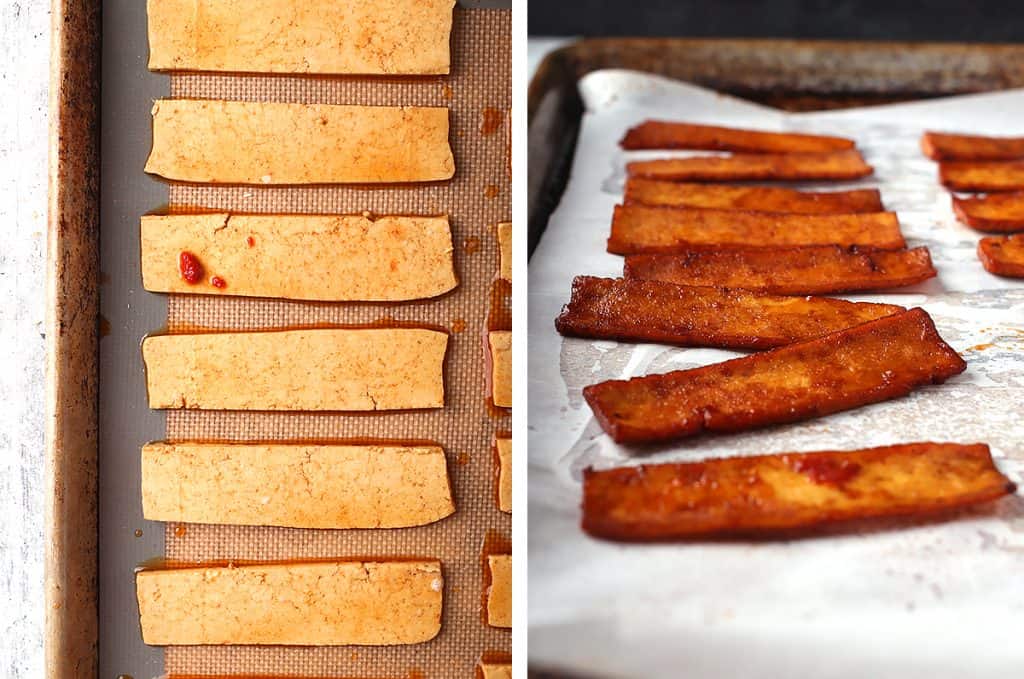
(939, 160), (1024, 192)
(624, 246), (936, 295)
(978, 234), (1024, 278)
(623, 179), (883, 214)
(582, 442), (1015, 541)
(626, 150), (873, 182)
(554, 276), (903, 350)
(921, 131), (1024, 161)
(178, 251), (203, 284)
(952, 192), (1024, 233)
(582, 308), (966, 445)
(620, 121), (855, 153)
(607, 205), (905, 255)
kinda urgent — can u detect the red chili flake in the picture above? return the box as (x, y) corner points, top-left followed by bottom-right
(178, 251), (204, 284)
(210, 276), (227, 289)
(246, 236), (255, 247)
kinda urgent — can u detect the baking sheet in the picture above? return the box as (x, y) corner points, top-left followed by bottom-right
(528, 70), (1024, 679)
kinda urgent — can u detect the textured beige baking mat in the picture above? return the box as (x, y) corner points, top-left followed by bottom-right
(161, 9), (511, 677)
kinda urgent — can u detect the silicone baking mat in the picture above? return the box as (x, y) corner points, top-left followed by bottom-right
(160, 9), (511, 677)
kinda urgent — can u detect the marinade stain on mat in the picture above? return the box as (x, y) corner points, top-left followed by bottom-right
(163, 9), (511, 677)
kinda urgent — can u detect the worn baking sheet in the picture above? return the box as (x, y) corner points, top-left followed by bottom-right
(93, 2), (510, 678)
(528, 71), (1024, 678)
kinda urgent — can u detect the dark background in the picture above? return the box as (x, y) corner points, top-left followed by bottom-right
(529, 0), (1024, 41)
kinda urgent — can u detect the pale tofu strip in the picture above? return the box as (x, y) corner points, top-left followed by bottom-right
(489, 330), (512, 408)
(142, 442), (454, 528)
(148, 0), (454, 75)
(145, 100), (455, 184)
(496, 436), (511, 513)
(497, 221), (512, 281)
(141, 213), (457, 301)
(142, 328), (447, 411)
(487, 554), (511, 628)
(481, 664), (513, 679)
(136, 560), (443, 646)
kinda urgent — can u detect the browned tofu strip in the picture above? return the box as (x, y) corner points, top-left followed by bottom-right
(555, 276), (903, 350)
(952, 192), (1024, 233)
(620, 121), (855, 153)
(921, 131), (1024, 161)
(978, 234), (1024, 278)
(583, 308), (965, 444)
(582, 443), (1015, 541)
(624, 179), (884, 214)
(607, 205), (905, 255)
(623, 246), (936, 295)
(627, 150), (873, 182)
(939, 161), (1024, 192)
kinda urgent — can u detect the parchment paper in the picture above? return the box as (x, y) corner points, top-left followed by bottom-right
(528, 70), (1024, 679)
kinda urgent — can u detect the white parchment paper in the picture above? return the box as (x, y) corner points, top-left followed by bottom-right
(528, 70), (1024, 679)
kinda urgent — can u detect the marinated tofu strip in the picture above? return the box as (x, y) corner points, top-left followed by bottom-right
(495, 437), (512, 513)
(607, 205), (905, 255)
(555, 276), (903, 350)
(921, 131), (1024, 161)
(489, 330), (512, 409)
(137, 560), (443, 645)
(142, 328), (447, 411)
(486, 554), (511, 628)
(978, 234), (1024, 278)
(145, 100), (454, 184)
(480, 662), (513, 679)
(624, 179), (884, 214)
(623, 246), (936, 295)
(141, 442), (454, 529)
(141, 213), (457, 301)
(620, 120), (855, 153)
(582, 442), (1014, 541)
(497, 221), (512, 281)
(583, 308), (965, 444)
(627, 150), (873, 182)
(939, 161), (1024, 192)
(148, 0), (454, 75)
(952, 193), (1024, 233)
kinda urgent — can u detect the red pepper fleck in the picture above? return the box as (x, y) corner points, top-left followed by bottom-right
(246, 236), (255, 247)
(210, 276), (227, 289)
(178, 251), (204, 284)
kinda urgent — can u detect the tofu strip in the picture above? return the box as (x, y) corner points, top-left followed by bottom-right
(608, 205), (905, 255)
(141, 213), (457, 301)
(939, 160), (1024, 192)
(624, 179), (884, 214)
(627, 150), (873, 182)
(143, 328), (447, 411)
(148, 0), (455, 75)
(953, 193), (1024, 233)
(486, 554), (511, 628)
(555, 276), (903, 350)
(584, 308), (966, 445)
(489, 330), (512, 409)
(495, 436), (512, 513)
(145, 100), (454, 184)
(978, 234), (1024, 278)
(620, 120), (855, 153)
(623, 246), (936, 295)
(582, 443), (1015, 541)
(137, 560), (443, 645)
(141, 442), (454, 528)
(921, 131), (1024, 161)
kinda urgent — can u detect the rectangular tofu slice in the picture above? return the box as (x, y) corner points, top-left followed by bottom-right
(584, 308), (965, 445)
(953, 192), (1024, 233)
(495, 436), (512, 513)
(480, 662), (513, 679)
(623, 179), (884, 214)
(140, 213), (457, 301)
(555, 276), (903, 350)
(145, 100), (454, 184)
(489, 331), (512, 409)
(608, 205), (905, 255)
(141, 442), (454, 528)
(582, 443), (1015, 541)
(620, 121), (855, 153)
(978, 234), (1024, 278)
(939, 160), (1024, 192)
(921, 131), (1024, 161)
(143, 328), (447, 411)
(486, 554), (511, 628)
(627, 150), (873, 182)
(497, 221), (512, 281)
(148, 0), (454, 75)
(624, 246), (936, 295)
(137, 560), (443, 645)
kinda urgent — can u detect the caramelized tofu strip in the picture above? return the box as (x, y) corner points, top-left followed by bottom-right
(922, 131), (1024, 161)
(952, 192), (1024, 233)
(620, 121), (855, 153)
(583, 308), (965, 444)
(940, 161), (1024, 192)
(624, 179), (883, 214)
(582, 442), (1015, 541)
(627, 150), (873, 182)
(624, 246), (936, 295)
(978, 234), (1024, 278)
(555, 276), (903, 350)
(607, 205), (905, 255)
